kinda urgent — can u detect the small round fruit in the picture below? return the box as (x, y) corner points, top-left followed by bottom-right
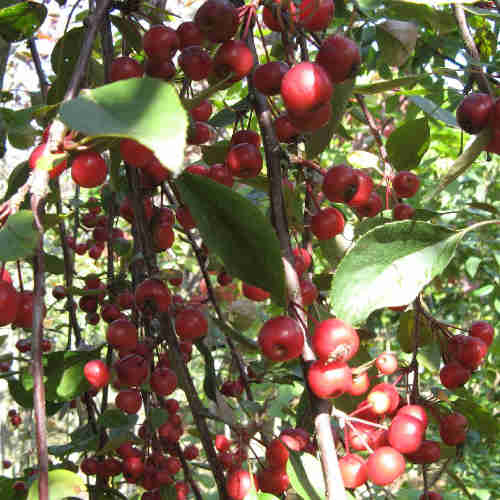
(311, 207), (345, 240)
(175, 308), (208, 341)
(143, 25), (180, 60)
(213, 40), (254, 83)
(299, 0), (335, 32)
(468, 320), (494, 347)
(258, 316), (304, 362)
(29, 143), (67, 179)
(226, 143), (263, 178)
(226, 468), (252, 500)
(253, 61), (289, 96)
(366, 447), (406, 486)
(116, 389), (142, 414)
(440, 360), (471, 389)
(266, 438), (289, 468)
(388, 414), (425, 454)
(281, 62), (333, 115)
(0, 281), (20, 326)
(115, 354), (149, 387)
(322, 164), (357, 203)
(242, 283), (270, 302)
(339, 453), (367, 489)
(406, 440), (441, 464)
(367, 383), (400, 414)
(120, 139), (154, 167)
(439, 412), (468, 446)
(316, 34), (361, 83)
(393, 171), (420, 198)
(84, 360), (110, 389)
(356, 191), (383, 218)
(307, 360), (352, 399)
(375, 353), (398, 375)
(419, 492), (443, 500)
(189, 99), (213, 122)
(107, 318), (138, 351)
(134, 278), (171, 316)
(456, 93), (494, 134)
(349, 372), (370, 396)
(178, 45), (213, 81)
(393, 203), (415, 220)
(110, 56), (144, 82)
(150, 366), (178, 396)
(312, 318), (359, 363)
(194, 0), (238, 43)
(230, 130), (261, 148)
(396, 405), (428, 430)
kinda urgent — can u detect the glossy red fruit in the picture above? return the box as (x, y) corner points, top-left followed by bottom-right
(307, 361), (352, 399)
(189, 99), (213, 122)
(281, 62), (333, 115)
(312, 318), (359, 363)
(347, 170), (374, 209)
(375, 353), (398, 375)
(393, 203), (415, 220)
(396, 405), (428, 430)
(253, 61), (289, 96)
(406, 440), (441, 464)
(266, 438), (289, 468)
(299, 278), (318, 306)
(339, 453), (367, 489)
(293, 247), (312, 275)
(230, 130), (261, 148)
(0, 281), (20, 326)
(153, 222), (175, 252)
(367, 383), (400, 414)
(322, 164), (358, 203)
(468, 320), (494, 347)
(110, 56), (144, 82)
(258, 316), (304, 362)
(14, 291), (39, 330)
(456, 336), (488, 370)
(178, 45), (213, 81)
(214, 40), (254, 84)
(177, 21), (204, 48)
(187, 121), (215, 145)
(226, 468), (252, 500)
(439, 412), (468, 445)
(279, 428), (310, 451)
(84, 360), (110, 389)
(107, 318), (138, 351)
(81, 457), (99, 475)
(226, 143), (263, 178)
(299, 0), (335, 31)
(194, 0), (239, 43)
(393, 171), (420, 198)
(366, 447), (405, 486)
(440, 360), (471, 389)
(456, 93), (494, 134)
(287, 99), (331, 132)
(183, 444), (199, 460)
(116, 389), (142, 414)
(242, 283), (270, 301)
(115, 354), (149, 387)
(143, 25), (180, 60)
(123, 456), (144, 479)
(145, 57), (176, 81)
(311, 207), (345, 240)
(316, 34), (361, 83)
(349, 372), (370, 396)
(135, 279), (171, 316)
(388, 415), (425, 453)
(209, 163), (234, 187)
(175, 308), (208, 341)
(356, 191), (383, 218)
(151, 366), (178, 396)
(120, 139), (154, 168)
(274, 114), (300, 143)
(257, 466), (289, 496)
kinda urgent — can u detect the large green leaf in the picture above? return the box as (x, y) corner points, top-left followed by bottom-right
(409, 95), (458, 128)
(354, 75), (427, 94)
(97, 408), (138, 429)
(330, 221), (463, 326)
(28, 469), (87, 500)
(286, 450), (325, 500)
(175, 173), (286, 305)
(59, 77), (188, 176)
(109, 15), (142, 53)
(0, 2), (47, 42)
(306, 79), (354, 158)
(386, 118), (430, 171)
(1, 160), (29, 202)
(0, 210), (40, 261)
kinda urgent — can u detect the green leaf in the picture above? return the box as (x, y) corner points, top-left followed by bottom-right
(465, 256), (481, 278)
(286, 450), (325, 500)
(51, 27), (86, 75)
(28, 469), (87, 500)
(109, 15), (142, 53)
(0, 210), (40, 261)
(408, 95), (458, 128)
(43, 253), (65, 275)
(0, 1), (47, 42)
(59, 77), (188, 176)
(97, 408), (138, 429)
(354, 75), (426, 94)
(330, 221), (463, 326)
(1, 160), (29, 202)
(201, 140), (230, 165)
(175, 173), (286, 305)
(417, 341), (441, 372)
(149, 407), (169, 430)
(386, 118), (430, 171)
(397, 310), (433, 353)
(306, 79), (354, 158)
(453, 395), (500, 439)
(422, 129), (491, 202)
(208, 96), (251, 128)
(8, 377), (64, 416)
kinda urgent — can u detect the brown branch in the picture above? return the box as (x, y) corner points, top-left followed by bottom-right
(31, 201), (49, 500)
(174, 442), (203, 500)
(27, 38), (48, 101)
(244, 25), (348, 500)
(453, 5), (491, 94)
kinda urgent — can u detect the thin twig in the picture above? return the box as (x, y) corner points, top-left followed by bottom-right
(27, 38), (48, 100)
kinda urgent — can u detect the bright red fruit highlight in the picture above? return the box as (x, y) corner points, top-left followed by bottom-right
(258, 316), (304, 362)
